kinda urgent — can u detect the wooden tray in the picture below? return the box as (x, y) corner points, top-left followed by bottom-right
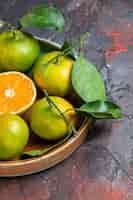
(0, 119), (91, 177)
(0, 37), (91, 177)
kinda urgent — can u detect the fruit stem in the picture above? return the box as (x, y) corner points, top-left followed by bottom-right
(0, 19), (18, 39)
(43, 89), (70, 126)
(12, 29), (16, 38)
(0, 20), (16, 30)
(43, 88), (77, 134)
(43, 47), (73, 69)
(79, 32), (90, 55)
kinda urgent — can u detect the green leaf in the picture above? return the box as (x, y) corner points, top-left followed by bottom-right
(76, 100), (122, 119)
(22, 127), (73, 158)
(20, 5), (65, 32)
(72, 56), (106, 102)
(79, 32), (90, 53)
(22, 147), (51, 157)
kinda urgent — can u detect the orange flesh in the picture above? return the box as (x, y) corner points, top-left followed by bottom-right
(0, 72), (36, 113)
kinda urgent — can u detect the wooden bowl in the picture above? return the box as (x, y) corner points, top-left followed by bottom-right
(0, 37), (91, 177)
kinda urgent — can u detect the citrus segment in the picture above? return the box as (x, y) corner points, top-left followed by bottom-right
(0, 71), (36, 114)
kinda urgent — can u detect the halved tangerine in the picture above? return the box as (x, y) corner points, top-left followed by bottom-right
(0, 71), (36, 114)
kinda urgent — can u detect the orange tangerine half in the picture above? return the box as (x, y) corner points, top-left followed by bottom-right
(0, 71), (36, 114)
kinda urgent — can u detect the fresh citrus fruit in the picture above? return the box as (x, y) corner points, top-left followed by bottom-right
(33, 51), (74, 97)
(0, 30), (40, 72)
(0, 71), (36, 114)
(30, 96), (76, 141)
(0, 113), (29, 160)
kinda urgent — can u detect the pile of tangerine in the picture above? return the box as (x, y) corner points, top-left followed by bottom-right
(0, 30), (77, 160)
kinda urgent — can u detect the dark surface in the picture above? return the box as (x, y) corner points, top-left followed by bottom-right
(0, 0), (133, 199)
